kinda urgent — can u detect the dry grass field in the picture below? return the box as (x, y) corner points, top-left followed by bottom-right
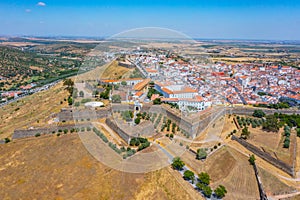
(246, 126), (293, 165)
(76, 60), (132, 82)
(181, 146), (260, 200)
(0, 134), (195, 200)
(101, 60), (132, 79)
(258, 167), (296, 196)
(0, 82), (69, 139)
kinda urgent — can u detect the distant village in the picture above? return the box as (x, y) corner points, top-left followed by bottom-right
(1, 48), (300, 112)
(98, 48), (300, 112)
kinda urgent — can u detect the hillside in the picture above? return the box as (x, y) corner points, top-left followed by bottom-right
(0, 44), (88, 90)
(0, 134), (195, 200)
(0, 81), (69, 139)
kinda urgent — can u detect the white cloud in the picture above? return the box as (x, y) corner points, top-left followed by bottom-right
(37, 2), (46, 7)
(25, 9), (31, 13)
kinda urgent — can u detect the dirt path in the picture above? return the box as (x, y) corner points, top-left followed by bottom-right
(226, 141), (300, 185)
(270, 191), (300, 200)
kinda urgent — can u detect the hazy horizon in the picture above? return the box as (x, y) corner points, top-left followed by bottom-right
(0, 0), (300, 40)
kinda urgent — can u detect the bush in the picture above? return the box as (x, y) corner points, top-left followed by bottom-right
(134, 117), (141, 124)
(214, 185), (227, 199)
(283, 140), (290, 148)
(183, 170), (195, 182)
(35, 133), (41, 137)
(4, 138), (11, 143)
(253, 110), (266, 118)
(171, 157), (185, 170)
(196, 148), (207, 160)
(63, 129), (68, 134)
(120, 146), (126, 152)
(249, 154), (256, 165)
(198, 172), (210, 185)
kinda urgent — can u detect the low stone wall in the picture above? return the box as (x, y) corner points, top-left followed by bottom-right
(232, 135), (294, 177)
(13, 123), (92, 139)
(253, 163), (268, 200)
(105, 118), (131, 143)
(58, 108), (110, 122)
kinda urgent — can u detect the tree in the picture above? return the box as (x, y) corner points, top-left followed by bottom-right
(79, 91), (84, 97)
(153, 98), (161, 105)
(283, 138), (290, 148)
(202, 185), (212, 198)
(63, 78), (74, 96)
(214, 185), (227, 199)
(114, 84), (119, 90)
(183, 170), (195, 183)
(68, 96), (73, 105)
(249, 154), (256, 165)
(135, 117), (141, 124)
(111, 94), (121, 103)
(4, 138), (10, 143)
(262, 115), (279, 132)
(121, 81), (127, 86)
(241, 126), (250, 139)
(196, 148), (207, 160)
(171, 157), (185, 170)
(253, 110), (266, 118)
(198, 172), (210, 185)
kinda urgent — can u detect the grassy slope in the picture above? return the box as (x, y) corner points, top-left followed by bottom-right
(0, 134), (193, 200)
(0, 82), (69, 139)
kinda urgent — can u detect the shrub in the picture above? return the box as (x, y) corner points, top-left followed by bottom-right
(171, 157), (185, 170)
(196, 148), (207, 160)
(183, 170), (195, 182)
(35, 133), (41, 137)
(214, 185), (227, 199)
(253, 110), (266, 118)
(283, 140), (290, 148)
(249, 154), (256, 165)
(4, 138), (11, 143)
(198, 172), (210, 185)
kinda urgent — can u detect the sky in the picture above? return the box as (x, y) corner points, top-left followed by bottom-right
(0, 0), (300, 40)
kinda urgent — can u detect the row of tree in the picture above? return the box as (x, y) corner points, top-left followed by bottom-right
(171, 157), (227, 199)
